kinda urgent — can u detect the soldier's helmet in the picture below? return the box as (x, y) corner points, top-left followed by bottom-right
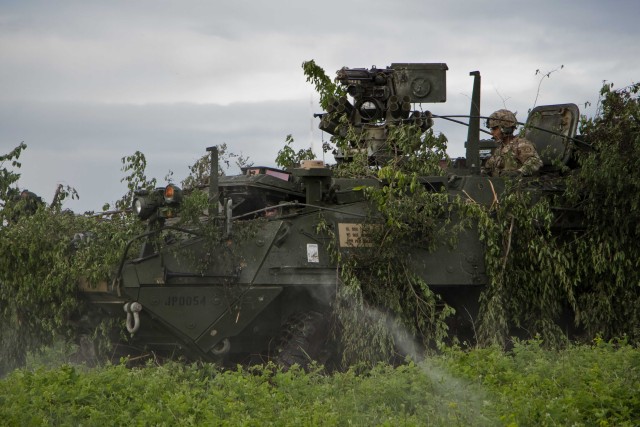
(486, 109), (518, 134)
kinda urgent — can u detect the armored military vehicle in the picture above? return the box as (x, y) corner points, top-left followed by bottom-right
(77, 64), (582, 366)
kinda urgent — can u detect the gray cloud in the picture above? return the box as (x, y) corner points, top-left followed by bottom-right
(3, 99), (315, 211)
(1, 0), (638, 212)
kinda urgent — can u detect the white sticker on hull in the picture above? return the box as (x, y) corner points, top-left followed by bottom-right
(307, 243), (319, 263)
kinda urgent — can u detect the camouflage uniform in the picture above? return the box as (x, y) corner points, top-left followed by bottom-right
(483, 109), (542, 177)
(484, 136), (542, 176)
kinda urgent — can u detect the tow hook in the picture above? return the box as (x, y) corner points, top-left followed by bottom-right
(123, 302), (143, 336)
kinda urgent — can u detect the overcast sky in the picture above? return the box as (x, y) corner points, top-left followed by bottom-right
(2, 0), (639, 212)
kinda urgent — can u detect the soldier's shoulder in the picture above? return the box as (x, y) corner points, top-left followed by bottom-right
(514, 136), (537, 151)
(513, 136), (534, 145)
(513, 137), (538, 157)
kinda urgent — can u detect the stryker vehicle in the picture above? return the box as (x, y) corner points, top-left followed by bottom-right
(77, 64), (583, 366)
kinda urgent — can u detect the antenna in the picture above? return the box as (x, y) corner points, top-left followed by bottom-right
(309, 93), (319, 158)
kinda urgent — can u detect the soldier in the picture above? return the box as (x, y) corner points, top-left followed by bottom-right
(483, 109), (542, 177)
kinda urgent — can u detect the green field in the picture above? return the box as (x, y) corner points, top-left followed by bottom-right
(1, 339), (638, 426)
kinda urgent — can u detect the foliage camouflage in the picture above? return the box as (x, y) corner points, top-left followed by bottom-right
(0, 150), (151, 375)
(470, 82), (640, 347)
(275, 134), (316, 169)
(0, 67), (639, 371)
(301, 62), (640, 354)
(566, 82), (640, 340)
